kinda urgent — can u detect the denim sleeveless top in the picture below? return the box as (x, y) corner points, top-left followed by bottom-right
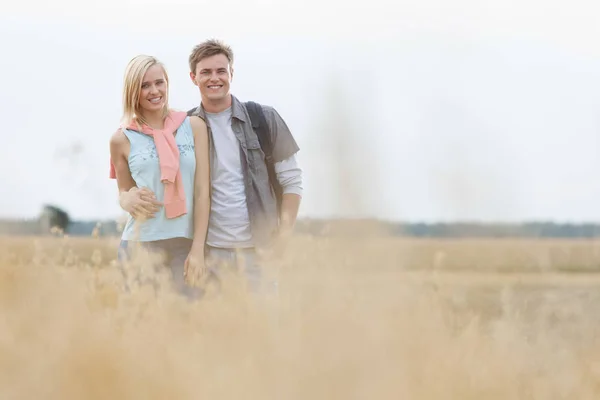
(121, 117), (196, 242)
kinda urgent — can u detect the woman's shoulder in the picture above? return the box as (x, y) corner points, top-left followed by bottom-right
(167, 110), (207, 139)
(187, 115), (207, 130)
(110, 128), (128, 147)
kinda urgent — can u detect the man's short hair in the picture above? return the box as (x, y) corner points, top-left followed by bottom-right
(189, 39), (234, 73)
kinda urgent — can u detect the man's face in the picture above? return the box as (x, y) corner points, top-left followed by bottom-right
(190, 53), (233, 104)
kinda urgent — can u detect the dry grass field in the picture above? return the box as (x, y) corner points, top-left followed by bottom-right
(2, 233), (600, 399)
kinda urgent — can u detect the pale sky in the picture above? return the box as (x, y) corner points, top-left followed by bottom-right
(2, 0), (600, 223)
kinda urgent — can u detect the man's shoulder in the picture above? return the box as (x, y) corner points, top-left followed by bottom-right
(235, 96), (273, 113)
(187, 106), (200, 117)
(247, 101), (276, 115)
(259, 104), (279, 119)
(240, 98), (299, 161)
(242, 100), (283, 125)
(187, 104), (208, 120)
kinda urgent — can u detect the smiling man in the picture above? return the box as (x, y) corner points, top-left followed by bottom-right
(187, 39), (303, 293)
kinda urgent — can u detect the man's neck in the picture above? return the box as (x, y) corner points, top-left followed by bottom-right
(202, 94), (232, 114)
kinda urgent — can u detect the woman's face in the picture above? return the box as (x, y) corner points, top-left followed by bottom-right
(138, 64), (167, 114)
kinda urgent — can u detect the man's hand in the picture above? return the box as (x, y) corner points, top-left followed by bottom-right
(120, 187), (163, 220)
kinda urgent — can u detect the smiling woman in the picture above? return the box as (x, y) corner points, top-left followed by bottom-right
(108, 55), (212, 299)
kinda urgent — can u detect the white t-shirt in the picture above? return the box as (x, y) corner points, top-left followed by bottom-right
(205, 107), (254, 248)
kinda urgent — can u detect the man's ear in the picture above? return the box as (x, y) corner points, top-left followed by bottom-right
(230, 67), (234, 82)
(189, 71), (198, 86)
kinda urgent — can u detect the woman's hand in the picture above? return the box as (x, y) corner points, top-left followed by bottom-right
(184, 248), (208, 287)
(120, 187), (163, 220)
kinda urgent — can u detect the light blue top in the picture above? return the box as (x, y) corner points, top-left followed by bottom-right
(121, 117), (196, 242)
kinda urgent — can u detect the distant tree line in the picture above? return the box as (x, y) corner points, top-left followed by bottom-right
(294, 219), (600, 239)
(1, 206), (600, 239)
(392, 222), (600, 239)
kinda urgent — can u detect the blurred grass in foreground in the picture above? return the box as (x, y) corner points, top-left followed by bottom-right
(2, 234), (600, 399)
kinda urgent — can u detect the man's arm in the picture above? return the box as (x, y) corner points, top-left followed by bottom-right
(275, 155), (303, 233)
(262, 105), (303, 233)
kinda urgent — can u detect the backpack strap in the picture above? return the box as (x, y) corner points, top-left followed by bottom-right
(244, 101), (283, 215)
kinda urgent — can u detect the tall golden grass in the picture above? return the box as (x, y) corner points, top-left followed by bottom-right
(2, 234), (600, 399)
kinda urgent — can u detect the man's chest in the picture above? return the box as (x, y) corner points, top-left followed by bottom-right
(208, 119), (244, 173)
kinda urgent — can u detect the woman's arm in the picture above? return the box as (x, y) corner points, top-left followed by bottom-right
(109, 130), (162, 219)
(189, 116), (211, 254)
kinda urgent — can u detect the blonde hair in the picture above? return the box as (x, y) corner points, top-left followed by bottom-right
(120, 55), (169, 128)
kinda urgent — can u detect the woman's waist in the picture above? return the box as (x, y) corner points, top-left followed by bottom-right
(121, 213), (193, 239)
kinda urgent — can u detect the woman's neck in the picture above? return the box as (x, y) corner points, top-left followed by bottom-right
(139, 109), (167, 130)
